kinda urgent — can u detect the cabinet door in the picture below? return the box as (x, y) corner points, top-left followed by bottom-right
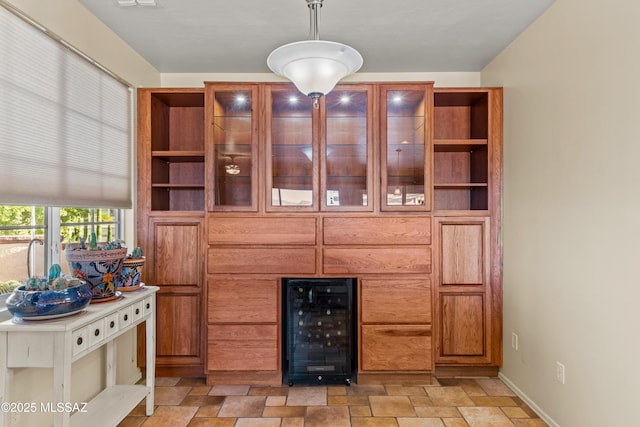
(434, 217), (492, 363)
(440, 222), (485, 286)
(440, 294), (484, 356)
(321, 85), (373, 210)
(150, 218), (203, 287)
(206, 84), (259, 211)
(380, 84), (433, 211)
(142, 217), (205, 374)
(266, 84), (318, 211)
(156, 293), (203, 366)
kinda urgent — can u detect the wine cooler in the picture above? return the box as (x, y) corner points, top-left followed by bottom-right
(283, 278), (356, 386)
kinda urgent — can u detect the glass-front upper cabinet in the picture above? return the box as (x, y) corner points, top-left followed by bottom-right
(266, 84), (318, 211)
(206, 84), (258, 211)
(322, 85), (373, 211)
(380, 84), (433, 211)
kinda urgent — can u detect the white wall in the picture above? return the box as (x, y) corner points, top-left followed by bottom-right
(161, 72), (481, 88)
(481, 0), (640, 425)
(1, 1), (159, 425)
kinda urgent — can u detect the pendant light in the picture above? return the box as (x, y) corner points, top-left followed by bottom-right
(267, 0), (363, 108)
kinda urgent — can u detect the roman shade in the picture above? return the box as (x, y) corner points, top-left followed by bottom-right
(0, 5), (132, 208)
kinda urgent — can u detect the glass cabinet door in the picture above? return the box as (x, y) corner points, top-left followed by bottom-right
(322, 85), (373, 210)
(380, 84), (433, 211)
(207, 84), (258, 211)
(266, 85), (318, 211)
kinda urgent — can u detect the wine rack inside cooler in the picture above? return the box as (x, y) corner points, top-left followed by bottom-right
(283, 278), (356, 386)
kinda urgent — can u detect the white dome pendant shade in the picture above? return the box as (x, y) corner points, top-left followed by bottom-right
(267, 0), (363, 107)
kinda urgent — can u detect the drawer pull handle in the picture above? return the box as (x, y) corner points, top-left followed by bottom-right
(110, 321), (115, 328)
(76, 337), (83, 346)
(123, 314), (128, 321)
(94, 329), (100, 337)
(135, 308), (140, 315)
(146, 303), (150, 309)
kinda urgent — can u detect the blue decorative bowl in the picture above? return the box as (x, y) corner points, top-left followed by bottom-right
(6, 281), (92, 321)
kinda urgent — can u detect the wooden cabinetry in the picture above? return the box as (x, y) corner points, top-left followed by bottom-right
(380, 84), (433, 211)
(433, 217), (493, 365)
(266, 84), (374, 210)
(206, 83), (259, 211)
(137, 89), (205, 212)
(359, 279), (432, 382)
(137, 83), (502, 383)
(433, 88), (501, 212)
(431, 88), (502, 374)
(207, 278), (280, 384)
(137, 89), (206, 377)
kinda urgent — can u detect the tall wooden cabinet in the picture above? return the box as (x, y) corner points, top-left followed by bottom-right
(432, 88), (503, 375)
(136, 89), (206, 377)
(137, 83), (502, 382)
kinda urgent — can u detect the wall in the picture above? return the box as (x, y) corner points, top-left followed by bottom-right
(161, 72), (480, 88)
(481, 0), (640, 425)
(1, 1), (159, 425)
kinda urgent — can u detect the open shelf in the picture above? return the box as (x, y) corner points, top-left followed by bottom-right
(433, 90), (490, 211)
(149, 91), (205, 211)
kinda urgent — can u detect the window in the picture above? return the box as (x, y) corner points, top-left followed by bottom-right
(0, 5), (133, 209)
(0, 206), (123, 285)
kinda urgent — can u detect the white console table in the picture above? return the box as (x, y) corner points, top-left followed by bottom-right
(0, 286), (158, 427)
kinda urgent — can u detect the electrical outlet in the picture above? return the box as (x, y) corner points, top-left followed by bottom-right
(556, 361), (566, 384)
(511, 332), (519, 351)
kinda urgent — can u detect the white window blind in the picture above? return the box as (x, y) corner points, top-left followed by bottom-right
(0, 5), (132, 208)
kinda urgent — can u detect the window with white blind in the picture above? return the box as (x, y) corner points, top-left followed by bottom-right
(0, 4), (132, 208)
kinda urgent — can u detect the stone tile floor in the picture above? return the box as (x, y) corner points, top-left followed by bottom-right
(119, 377), (548, 426)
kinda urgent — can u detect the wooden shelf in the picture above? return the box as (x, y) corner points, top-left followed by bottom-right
(434, 183), (488, 188)
(434, 139), (488, 151)
(71, 385), (148, 427)
(151, 183), (205, 189)
(152, 150), (205, 162)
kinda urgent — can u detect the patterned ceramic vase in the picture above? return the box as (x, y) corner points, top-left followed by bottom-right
(119, 257), (145, 290)
(65, 246), (127, 301)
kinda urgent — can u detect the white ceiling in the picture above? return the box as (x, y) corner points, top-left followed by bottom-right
(79, 0), (555, 73)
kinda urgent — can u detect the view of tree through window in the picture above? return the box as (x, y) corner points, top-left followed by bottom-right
(0, 206), (122, 284)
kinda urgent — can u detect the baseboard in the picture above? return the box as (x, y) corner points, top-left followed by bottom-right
(498, 372), (560, 427)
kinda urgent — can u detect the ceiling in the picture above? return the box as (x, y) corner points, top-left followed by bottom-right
(79, 0), (555, 74)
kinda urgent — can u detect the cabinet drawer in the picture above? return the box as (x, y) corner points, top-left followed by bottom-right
(105, 312), (119, 338)
(361, 279), (431, 324)
(324, 217), (431, 245)
(132, 301), (144, 322)
(323, 247), (431, 274)
(119, 305), (133, 329)
(207, 324), (278, 371)
(88, 318), (105, 347)
(208, 279), (278, 323)
(143, 296), (153, 316)
(72, 327), (88, 356)
(208, 217), (316, 245)
(208, 248), (316, 274)
(361, 325), (432, 371)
